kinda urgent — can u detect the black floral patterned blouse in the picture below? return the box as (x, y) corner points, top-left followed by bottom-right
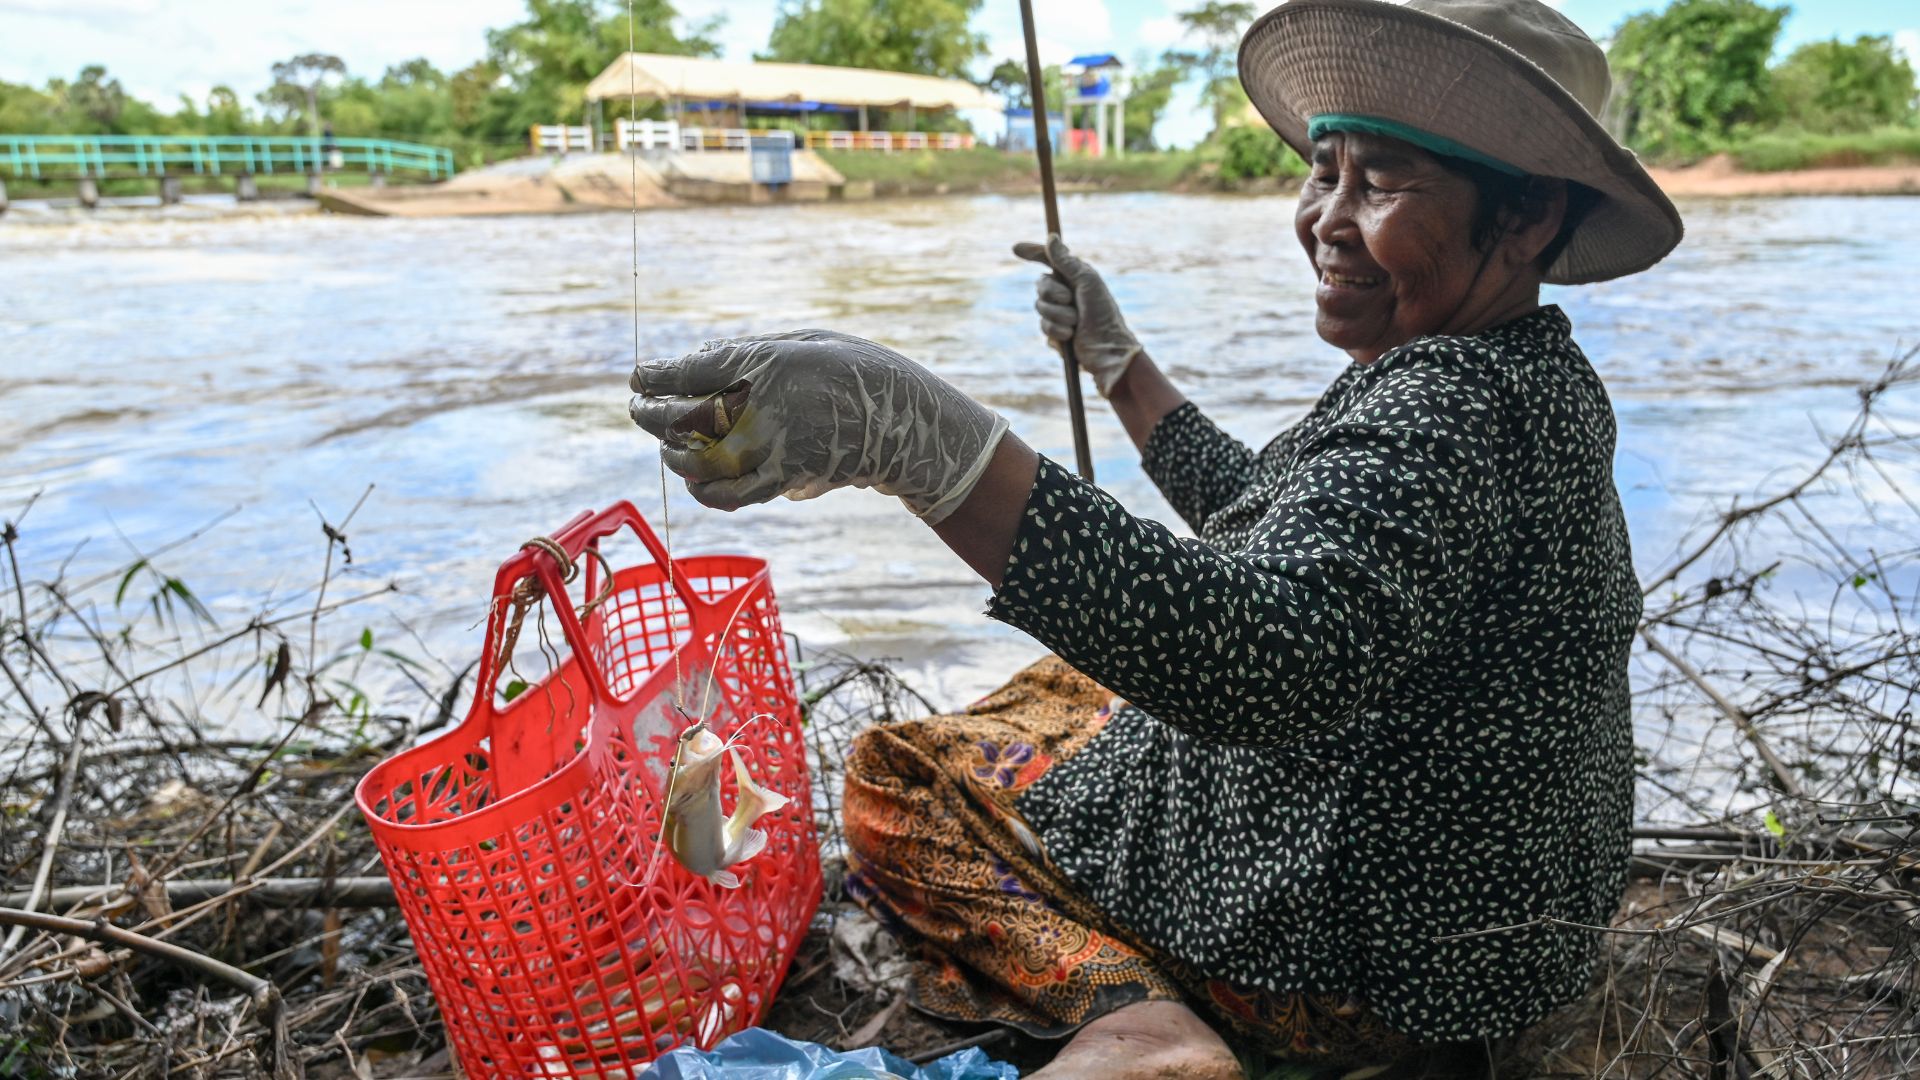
(987, 306), (1639, 1042)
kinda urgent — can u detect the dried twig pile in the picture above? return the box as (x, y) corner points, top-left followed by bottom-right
(0, 490), (452, 1078)
(0, 489), (951, 1077)
(1516, 349), (1920, 1078)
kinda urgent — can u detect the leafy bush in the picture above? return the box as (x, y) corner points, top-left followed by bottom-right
(1772, 35), (1918, 134)
(1217, 125), (1304, 181)
(1728, 126), (1920, 172)
(1608, 0), (1788, 158)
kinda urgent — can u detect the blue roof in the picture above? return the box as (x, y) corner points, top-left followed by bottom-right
(688, 99), (855, 113)
(1068, 53), (1122, 68)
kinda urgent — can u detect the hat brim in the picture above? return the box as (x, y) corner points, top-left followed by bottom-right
(1240, 0), (1683, 285)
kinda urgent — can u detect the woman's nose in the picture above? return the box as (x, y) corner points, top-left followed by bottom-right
(1311, 182), (1362, 249)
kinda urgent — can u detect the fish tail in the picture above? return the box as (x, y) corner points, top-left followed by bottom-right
(728, 749), (791, 825)
(727, 826), (768, 866)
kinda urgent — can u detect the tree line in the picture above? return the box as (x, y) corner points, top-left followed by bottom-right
(0, 0), (1912, 168)
(1210, 0), (1917, 179)
(0, 0), (1220, 159)
(1607, 0), (1916, 157)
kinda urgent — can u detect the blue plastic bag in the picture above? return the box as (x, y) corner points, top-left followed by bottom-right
(637, 1027), (1018, 1080)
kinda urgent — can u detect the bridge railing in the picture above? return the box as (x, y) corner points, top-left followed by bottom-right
(1, 135), (455, 180)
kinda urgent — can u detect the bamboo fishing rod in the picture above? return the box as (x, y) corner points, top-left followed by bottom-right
(1017, 0), (1096, 483)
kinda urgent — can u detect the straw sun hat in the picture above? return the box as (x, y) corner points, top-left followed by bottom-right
(1240, 0), (1684, 285)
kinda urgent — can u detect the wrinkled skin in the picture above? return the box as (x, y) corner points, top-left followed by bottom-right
(1296, 130), (1567, 363)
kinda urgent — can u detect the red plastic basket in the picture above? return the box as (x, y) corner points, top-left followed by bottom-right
(355, 502), (821, 1078)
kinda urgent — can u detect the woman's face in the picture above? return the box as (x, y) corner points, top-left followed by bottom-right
(1294, 130), (1530, 363)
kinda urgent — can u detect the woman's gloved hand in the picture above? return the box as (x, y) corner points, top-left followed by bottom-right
(1013, 235), (1142, 397)
(628, 330), (1010, 523)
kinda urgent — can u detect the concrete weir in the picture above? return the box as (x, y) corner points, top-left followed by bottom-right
(312, 149), (852, 217)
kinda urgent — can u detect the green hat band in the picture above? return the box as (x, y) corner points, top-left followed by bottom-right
(1307, 114), (1526, 177)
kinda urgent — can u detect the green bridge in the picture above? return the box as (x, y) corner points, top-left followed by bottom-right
(0, 134), (455, 210)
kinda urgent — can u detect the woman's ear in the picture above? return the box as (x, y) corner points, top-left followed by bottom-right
(1499, 178), (1569, 271)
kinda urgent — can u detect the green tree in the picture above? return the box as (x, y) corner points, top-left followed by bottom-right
(1123, 59), (1189, 152)
(985, 59), (1062, 111)
(367, 59), (457, 137)
(1217, 123), (1303, 180)
(263, 54), (348, 135)
(450, 61), (510, 134)
(59, 65), (127, 130)
(200, 87), (252, 135)
(987, 59), (1029, 109)
(760, 0), (986, 80)
(485, 0), (721, 136)
(0, 79), (58, 132)
(1773, 35), (1917, 133)
(39, 65), (167, 134)
(1607, 0), (1787, 157)
(1163, 1), (1255, 133)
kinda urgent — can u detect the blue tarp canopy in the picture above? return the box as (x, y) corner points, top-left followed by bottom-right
(1068, 53), (1121, 68)
(683, 100), (857, 113)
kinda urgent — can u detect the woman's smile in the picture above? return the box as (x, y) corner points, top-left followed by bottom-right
(1295, 131), (1562, 364)
(1315, 265), (1389, 313)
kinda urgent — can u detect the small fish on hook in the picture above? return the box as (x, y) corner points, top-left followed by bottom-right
(660, 717), (789, 889)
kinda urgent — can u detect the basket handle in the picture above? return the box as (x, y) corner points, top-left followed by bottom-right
(473, 501), (709, 706)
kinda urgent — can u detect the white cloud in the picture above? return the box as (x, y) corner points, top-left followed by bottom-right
(1138, 14), (1185, 51)
(0, 0), (525, 103)
(0, 0), (161, 15)
(1895, 29), (1920, 67)
(978, 0), (1114, 68)
(676, 0), (778, 61)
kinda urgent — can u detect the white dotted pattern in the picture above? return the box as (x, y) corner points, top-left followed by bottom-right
(987, 307), (1639, 1041)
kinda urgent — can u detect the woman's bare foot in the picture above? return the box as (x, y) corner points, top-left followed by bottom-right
(1029, 1000), (1246, 1080)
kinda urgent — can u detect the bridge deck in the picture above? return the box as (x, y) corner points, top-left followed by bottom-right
(2, 135), (454, 181)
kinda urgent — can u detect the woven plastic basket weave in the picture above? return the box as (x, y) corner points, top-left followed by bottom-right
(355, 502), (821, 1078)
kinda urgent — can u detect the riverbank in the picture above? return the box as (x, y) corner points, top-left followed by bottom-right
(825, 145), (1920, 199)
(817, 146), (1207, 196)
(6, 147), (1914, 220)
(1649, 152), (1920, 197)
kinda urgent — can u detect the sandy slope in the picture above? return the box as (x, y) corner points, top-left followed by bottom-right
(1649, 153), (1920, 197)
(318, 155), (681, 217)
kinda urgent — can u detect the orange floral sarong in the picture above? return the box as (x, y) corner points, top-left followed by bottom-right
(842, 657), (1415, 1067)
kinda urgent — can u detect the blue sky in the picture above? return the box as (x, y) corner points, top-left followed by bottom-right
(0, 0), (1913, 147)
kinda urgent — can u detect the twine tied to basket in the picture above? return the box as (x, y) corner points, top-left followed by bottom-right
(493, 536), (618, 677)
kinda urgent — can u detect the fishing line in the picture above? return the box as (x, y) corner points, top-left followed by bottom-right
(611, 581), (779, 891)
(614, 1), (793, 900)
(619, 0), (703, 894)
(621, 0), (683, 702)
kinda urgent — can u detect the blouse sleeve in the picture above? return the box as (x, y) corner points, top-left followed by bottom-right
(986, 358), (1504, 747)
(1139, 402), (1261, 533)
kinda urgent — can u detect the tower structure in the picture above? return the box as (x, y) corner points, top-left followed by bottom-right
(1062, 54), (1128, 157)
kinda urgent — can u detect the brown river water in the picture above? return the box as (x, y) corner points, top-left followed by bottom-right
(3, 192), (1917, 713)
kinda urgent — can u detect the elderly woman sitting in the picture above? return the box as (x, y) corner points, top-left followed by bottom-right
(630, 0), (1683, 1076)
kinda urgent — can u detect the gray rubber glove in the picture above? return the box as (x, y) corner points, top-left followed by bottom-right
(1012, 235), (1143, 397)
(628, 330), (1010, 523)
